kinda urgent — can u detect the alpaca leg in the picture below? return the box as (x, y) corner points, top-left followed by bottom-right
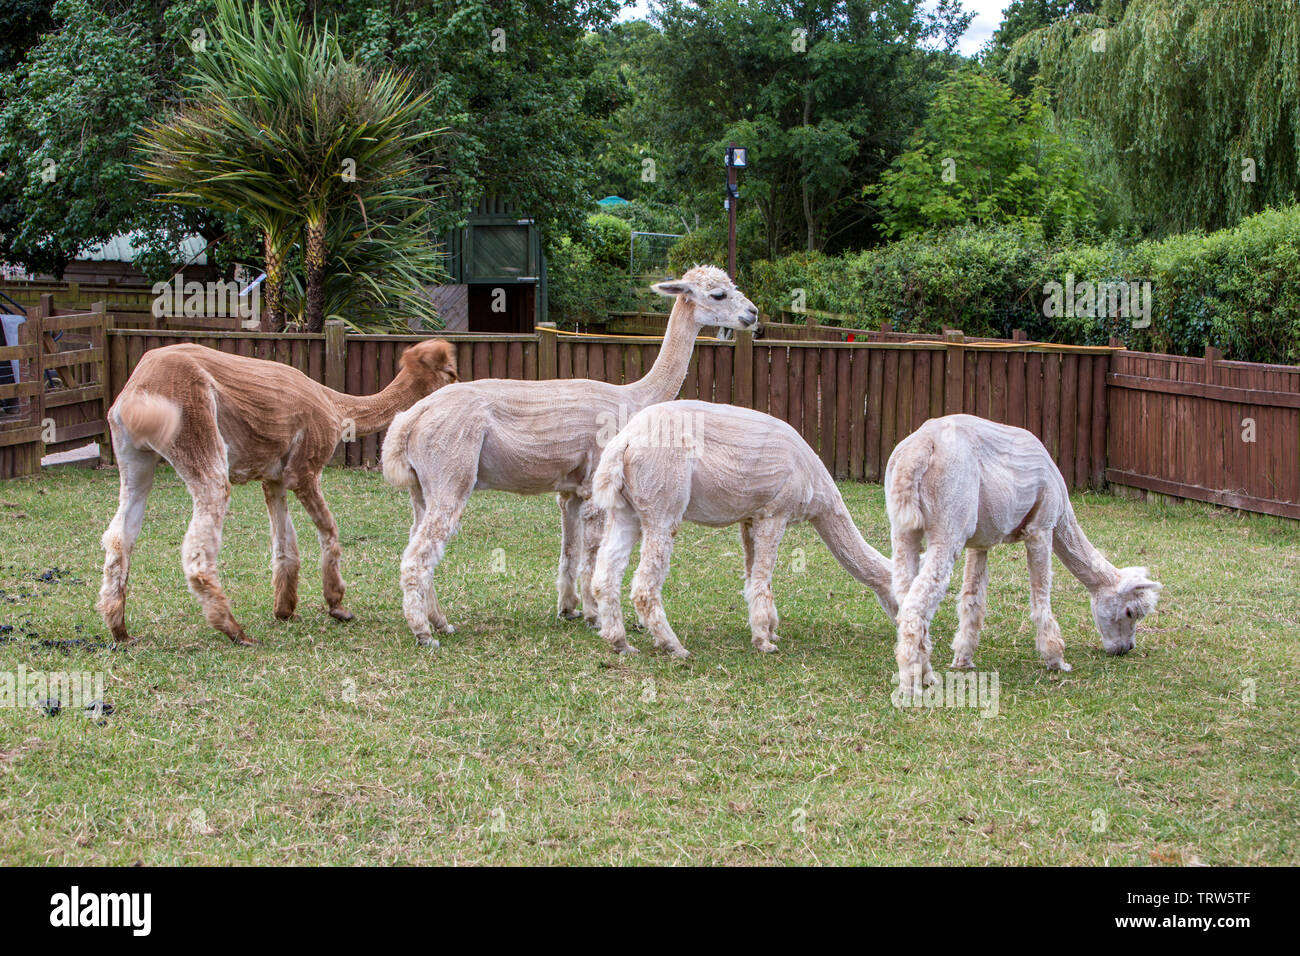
(891, 526), (924, 610)
(556, 492), (583, 619)
(740, 520), (755, 599)
(577, 498), (605, 625)
(1026, 532), (1070, 671)
(895, 540), (959, 696)
(293, 477), (351, 622)
(263, 481), (300, 620)
(592, 503), (641, 654)
(400, 489), (472, 648)
(739, 521), (779, 639)
(405, 485), (449, 633)
(950, 548), (988, 669)
(96, 435), (159, 644)
(744, 518), (786, 653)
(630, 524), (688, 658)
(179, 476), (250, 645)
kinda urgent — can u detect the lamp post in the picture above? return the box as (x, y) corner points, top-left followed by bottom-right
(724, 144), (747, 280)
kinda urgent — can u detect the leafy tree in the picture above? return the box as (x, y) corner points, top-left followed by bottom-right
(982, 1), (1117, 93)
(869, 72), (1094, 238)
(627, 0), (972, 257)
(1013, 0), (1300, 235)
(138, 0), (443, 331)
(337, 0), (621, 243)
(0, 0), (160, 276)
(0, 0), (54, 72)
(1, 0), (620, 295)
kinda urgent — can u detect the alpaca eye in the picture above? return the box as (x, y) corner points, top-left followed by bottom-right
(1125, 609), (1133, 619)
(710, 290), (727, 300)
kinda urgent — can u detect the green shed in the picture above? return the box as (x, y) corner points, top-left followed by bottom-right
(434, 196), (547, 333)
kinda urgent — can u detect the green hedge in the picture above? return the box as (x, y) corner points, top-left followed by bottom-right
(742, 207), (1300, 365)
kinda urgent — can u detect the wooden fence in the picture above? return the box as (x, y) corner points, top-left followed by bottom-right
(95, 322), (1112, 485)
(0, 296), (110, 478)
(1107, 347), (1300, 519)
(5, 312), (1298, 521)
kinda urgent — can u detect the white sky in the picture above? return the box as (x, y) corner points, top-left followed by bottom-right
(616, 1), (1008, 57)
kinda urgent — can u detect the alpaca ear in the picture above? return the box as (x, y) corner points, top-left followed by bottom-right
(1119, 568), (1162, 616)
(652, 280), (693, 298)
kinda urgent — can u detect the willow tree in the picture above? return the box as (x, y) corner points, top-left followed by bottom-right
(1009, 0), (1300, 234)
(138, 0), (441, 331)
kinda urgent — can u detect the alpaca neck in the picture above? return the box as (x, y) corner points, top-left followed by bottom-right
(811, 488), (898, 618)
(1051, 507), (1121, 593)
(330, 372), (425, 436)
(625, 295), (703, 406)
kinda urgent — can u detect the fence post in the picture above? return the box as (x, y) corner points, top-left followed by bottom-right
(33, 295), (50, 471)
(1012, 328), (1027, 342)
(537, 322), (557, 380)
(91, 300), (114, 465)
(325, 320), (346, 465)
(943, 328), (965, 416)
(735, 329), (754, 408)
(1204, 345), (1222, 385)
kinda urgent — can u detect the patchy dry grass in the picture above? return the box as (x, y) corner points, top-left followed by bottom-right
(0, 465), (1296, 864)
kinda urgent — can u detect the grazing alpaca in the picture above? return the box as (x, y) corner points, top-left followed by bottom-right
(383, 265), (758, 647)
(589, 401), (898, 658)
(98, 339), (457, 645)
(885, 414), (1162, 694)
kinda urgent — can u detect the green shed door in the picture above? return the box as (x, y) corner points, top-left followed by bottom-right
(467, 224), (534, 280)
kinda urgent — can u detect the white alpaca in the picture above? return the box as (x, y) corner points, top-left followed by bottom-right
(590, 401), (897, 658)
(383, 266), (758, 647)
(885, 414), (1162, 694)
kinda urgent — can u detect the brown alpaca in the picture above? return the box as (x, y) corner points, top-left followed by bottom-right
(97, 340), (457, 645)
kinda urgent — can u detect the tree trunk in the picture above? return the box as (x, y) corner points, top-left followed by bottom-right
(305, 216), (326, 333)
(262, 233), (285, 332)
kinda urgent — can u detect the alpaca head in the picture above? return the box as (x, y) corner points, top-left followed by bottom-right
(1089, 566), (1162, 655)
(652, 264), (759, 330)
(398, 339), (459, 395)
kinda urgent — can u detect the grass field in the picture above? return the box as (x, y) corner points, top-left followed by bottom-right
(0, 465), (1296, 865)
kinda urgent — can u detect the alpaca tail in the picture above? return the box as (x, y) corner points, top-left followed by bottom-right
(592, 428), (634, 512)
(381, 406), (420, 490)
(117, 392), (182, 452)
(885, 433), (933, 534)
(812, 502), (898, 623)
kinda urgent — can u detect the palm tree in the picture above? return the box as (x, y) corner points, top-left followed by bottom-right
(138, 0), (443, 332)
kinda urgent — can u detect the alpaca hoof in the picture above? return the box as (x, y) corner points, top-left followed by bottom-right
(753, 640), (778, 654)
(329, 606), (354, 622)
(583, 614), (599, 628)
(558, 608), (582, 621)
(615, 644), (639, 656)
(434, 623), (456, 635)
(668, 646), (691, 660)
(950, 657), (975, 670)
(417, 635), (441, 650)
(231, 631), (258, 647)
(1048, 659), (1073, 672)
(273, 609), (298, 621)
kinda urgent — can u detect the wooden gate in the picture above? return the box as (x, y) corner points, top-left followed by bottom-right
(0, 295), (111, 478)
